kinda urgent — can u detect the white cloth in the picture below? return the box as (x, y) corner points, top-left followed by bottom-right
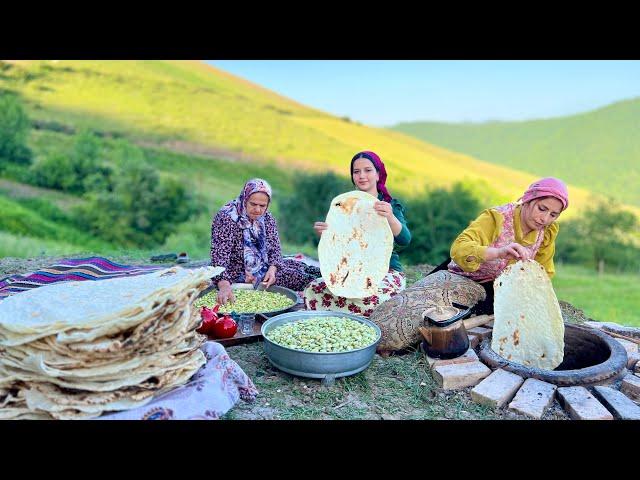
(98, 341), (258, 420)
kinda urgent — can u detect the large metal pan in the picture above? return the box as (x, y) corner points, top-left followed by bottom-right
(197, 283), (299, 317)
(261, 310), (381, 379)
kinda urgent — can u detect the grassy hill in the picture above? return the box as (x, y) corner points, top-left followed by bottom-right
(391, 98), (640, 208)
(0, 60), (621, 217)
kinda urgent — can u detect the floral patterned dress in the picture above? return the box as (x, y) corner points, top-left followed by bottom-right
(303, 270), (407, 317)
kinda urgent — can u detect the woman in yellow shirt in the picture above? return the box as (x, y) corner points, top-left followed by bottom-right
(368, 177), (570, 353)
(433, 176), (569, 315)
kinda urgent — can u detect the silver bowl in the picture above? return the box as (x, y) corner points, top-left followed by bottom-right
(261, 310), (381, 379)
(197, 283), (299, 317)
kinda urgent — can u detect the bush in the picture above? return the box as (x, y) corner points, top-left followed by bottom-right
(29, 154), (76, 190)
(403, 183), (482, 265)
(75, 160), (198, 247)
(29, 130), (113, 193)
(278, 171), (353, 246)
(555, 197), (639, 273)
(0, 93), (32, 165)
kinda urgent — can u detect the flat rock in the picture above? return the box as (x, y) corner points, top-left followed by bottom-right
(557, 386), (613, 420)
(627, 352), (640, 370)
(471, 368), (524, 408)
(592, 386), (640, 420)
(467, 326), (492, 340)
(601, 323), (640, 339)
(508, 378), (557, 419)
(426, 348), (478, 369)
(432, 361), (491, 390)
(620, 374), (640, 402)
(468, 333), (480, 349)
(583, 321), (607, 330)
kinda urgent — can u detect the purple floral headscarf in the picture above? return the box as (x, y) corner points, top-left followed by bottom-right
(220, 178), (272, 283)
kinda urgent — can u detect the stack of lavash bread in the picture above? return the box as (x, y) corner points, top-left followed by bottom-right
(0, 266), (222, 419)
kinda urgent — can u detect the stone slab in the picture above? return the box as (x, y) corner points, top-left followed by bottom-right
(468, 334), (480, 349)
(426, 348), (478, 369)
(467, 326), (492, 340)
(620, 374), (640, 402)
(602, 323), (640, 339)
(583, 321), (607, 330)
(508, 378), (557, 419)
(557, 386), (613, 420)
(470, 368), (524, 408)
(592, 386), (640, 420)
(432, 361), (491, 390)
(627, 352), (640, 370)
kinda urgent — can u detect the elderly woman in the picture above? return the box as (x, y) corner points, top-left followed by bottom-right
(211, 178), (320, 305)
(303, 150), (412, 317)
(370, 176), (570, 353)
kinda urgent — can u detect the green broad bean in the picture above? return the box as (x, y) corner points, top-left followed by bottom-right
(194, 290), (294, 313)
(265, 316), (378, 352)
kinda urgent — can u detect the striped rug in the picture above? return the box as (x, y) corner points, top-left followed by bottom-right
(0, 257), (164, 301)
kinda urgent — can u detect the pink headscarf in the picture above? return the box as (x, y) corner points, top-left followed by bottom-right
(350, 150), (392, 202)
(520, 177), (569, 211)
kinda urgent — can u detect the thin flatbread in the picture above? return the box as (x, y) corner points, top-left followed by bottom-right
(318, 190), (393, 298)
(491, 260), (565, 369)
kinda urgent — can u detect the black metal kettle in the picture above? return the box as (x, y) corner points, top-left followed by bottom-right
(418, 303), (473, 359)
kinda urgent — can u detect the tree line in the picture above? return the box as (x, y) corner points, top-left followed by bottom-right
(278, 173), (640, 274)
(0, 92), (199, 248)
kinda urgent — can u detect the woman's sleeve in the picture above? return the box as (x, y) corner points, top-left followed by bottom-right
(265, 213), (284, 270)
(450, 209), (502, 272)
(391, 199), (411, 249)
(534, 222), (560, 279)
(211, 212), (236, 286)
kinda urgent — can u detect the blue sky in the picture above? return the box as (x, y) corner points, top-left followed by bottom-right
(206, 60), (640, 127)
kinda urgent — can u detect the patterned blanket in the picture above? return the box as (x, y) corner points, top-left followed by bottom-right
(0, 256), (163, 301)
(0, 256), (258, 419)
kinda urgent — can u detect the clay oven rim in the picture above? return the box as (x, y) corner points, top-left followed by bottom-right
(478, 323), (628, 387)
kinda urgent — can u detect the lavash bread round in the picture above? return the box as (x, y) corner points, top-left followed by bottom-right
(318, 190), (393, 298)
(491, 260), (565, 369)
(0, 266), (223, 419)
(369, 270), (486, 352)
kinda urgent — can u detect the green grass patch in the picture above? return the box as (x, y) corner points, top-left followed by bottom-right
(553, 263), (640, 327)
(0, 231), (86, 258)
(0, 193), (110, 251)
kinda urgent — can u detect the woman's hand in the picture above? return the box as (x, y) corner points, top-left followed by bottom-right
(373, 201), (394, 219)
(217, 280), (235, 305)
(489, 242), (531, 261)
(262, 266), (277, 288)
(374, 201), (402, 236)
(313, 221), (329, 237)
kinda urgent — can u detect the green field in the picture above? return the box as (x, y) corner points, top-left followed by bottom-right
(553, 263), (640, 327)
(0, 60), (622, 216)
(391, 97), (640, 208)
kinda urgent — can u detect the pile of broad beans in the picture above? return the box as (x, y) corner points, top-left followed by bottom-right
(266, 316), (378, 352)
(194, 290), (294, 313)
